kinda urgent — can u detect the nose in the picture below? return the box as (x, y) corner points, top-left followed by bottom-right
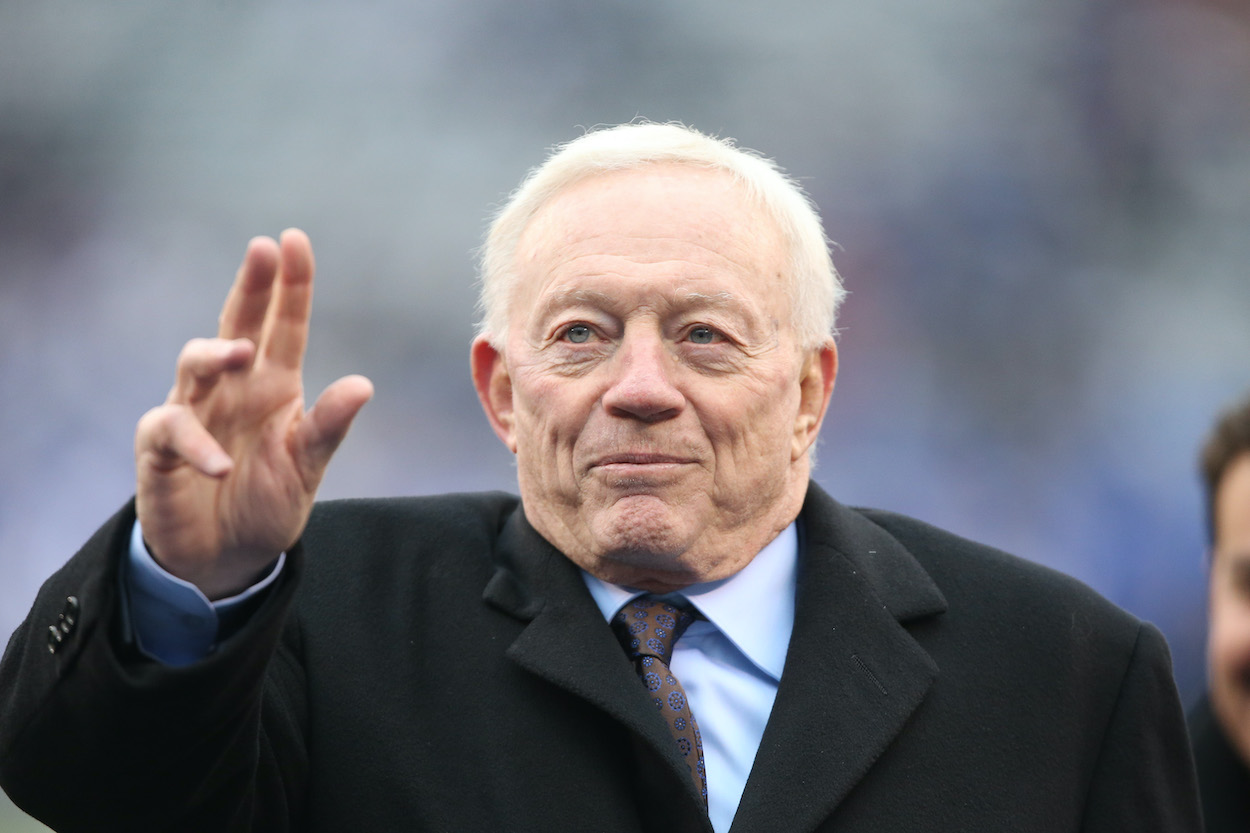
(601, 331), (685, 422)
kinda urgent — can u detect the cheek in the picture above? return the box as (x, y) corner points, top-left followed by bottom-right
(742, 372), (803, 431)
(513, 361), (565, 418)
(705, 375), (802, 456)
(513, 369), (595, 451)
(1209, 589), (1250, 678)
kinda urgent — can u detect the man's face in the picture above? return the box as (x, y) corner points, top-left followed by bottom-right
(472, 164), (835, 591)
(1209, 452), (1250, 764)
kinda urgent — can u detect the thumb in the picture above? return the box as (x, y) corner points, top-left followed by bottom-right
(294, 374), (374, 481)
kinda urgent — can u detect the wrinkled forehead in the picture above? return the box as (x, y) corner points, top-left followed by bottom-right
(513, 163), (780, 267)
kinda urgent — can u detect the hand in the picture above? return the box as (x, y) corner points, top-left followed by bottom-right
(134, 229), (374, 599)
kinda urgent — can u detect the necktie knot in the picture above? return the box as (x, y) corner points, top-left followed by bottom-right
(611, 596), (698, 664)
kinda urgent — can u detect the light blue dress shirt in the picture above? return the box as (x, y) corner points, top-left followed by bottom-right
(125, 521), (284, 665)
(582, 523), (797, 833)
(127, 519), (798, 833)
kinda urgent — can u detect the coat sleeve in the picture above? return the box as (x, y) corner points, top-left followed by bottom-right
(0, 502), (309, 833)
(1079, 621), (1202, 832)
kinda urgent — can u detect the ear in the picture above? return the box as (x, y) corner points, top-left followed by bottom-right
(470, 336), (518, 453)
(792, 340), (838, 461)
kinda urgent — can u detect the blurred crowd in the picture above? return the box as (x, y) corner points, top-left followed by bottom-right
(2, 10), (1248, 824)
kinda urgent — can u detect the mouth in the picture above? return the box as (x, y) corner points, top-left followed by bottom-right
(593, 453), (692, 468)
(588, 453), (697, 487)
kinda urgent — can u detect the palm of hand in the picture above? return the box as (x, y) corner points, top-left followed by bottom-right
(135, 230), (373, 599)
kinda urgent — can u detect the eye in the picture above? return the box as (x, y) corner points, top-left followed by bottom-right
(688, 326), (716, 344)
(564, 324), (592, 343)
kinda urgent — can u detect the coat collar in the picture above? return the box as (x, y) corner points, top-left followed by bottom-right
(729, 483), (946, 833)
(483, 503), (716, 831)
(483, 483), (948, 833)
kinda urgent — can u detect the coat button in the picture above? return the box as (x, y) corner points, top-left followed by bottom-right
(59, 596), (80, 635)
(47, 596), (81, 653)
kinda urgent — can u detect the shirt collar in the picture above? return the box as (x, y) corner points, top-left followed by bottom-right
(581, 523), (798, 681)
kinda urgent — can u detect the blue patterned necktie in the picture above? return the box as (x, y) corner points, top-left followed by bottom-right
(611, 596), (708, 809)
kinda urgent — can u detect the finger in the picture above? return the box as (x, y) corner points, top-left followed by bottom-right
(170, 337), (256, 403)
(219, 236), (281, 342)
(136, 404), (234, 477)
(292, 374), (374, 484)
(261, 228), (315, 370)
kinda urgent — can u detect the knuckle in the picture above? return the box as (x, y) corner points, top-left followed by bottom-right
(176, 338), (239, 388)
(178, 337), (210, 362)
(136, 404), (209, 466)
(179, 337), (231, 366)
(136, 404), (180, 443)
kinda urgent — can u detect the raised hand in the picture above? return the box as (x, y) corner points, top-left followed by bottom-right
(134, 229), (374, 599)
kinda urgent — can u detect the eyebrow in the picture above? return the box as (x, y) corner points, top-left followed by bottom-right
(535, 286), (744, 319)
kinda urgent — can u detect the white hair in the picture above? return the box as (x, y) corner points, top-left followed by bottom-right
(477, 122), (845, 349)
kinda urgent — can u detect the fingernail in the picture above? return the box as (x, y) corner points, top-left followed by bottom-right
(205, 453), (233, 477)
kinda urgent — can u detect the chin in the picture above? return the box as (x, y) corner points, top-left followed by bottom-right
(1229, 709), (1250, 766)
(1213, 675), (1250, 763)
(592, 496), (698, 565)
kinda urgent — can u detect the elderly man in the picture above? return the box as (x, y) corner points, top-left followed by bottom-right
(1, 124), (1200, 832)
(1190, 394), (1250, 830)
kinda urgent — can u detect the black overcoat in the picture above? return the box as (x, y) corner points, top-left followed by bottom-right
(0, 483), (1201, 831)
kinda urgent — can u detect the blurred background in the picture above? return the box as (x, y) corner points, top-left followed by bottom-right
(2, 0), (1248, 828)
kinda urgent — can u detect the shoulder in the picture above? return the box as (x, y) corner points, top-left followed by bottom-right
(835, 503), (1185, 736)
(305, 491), (520, 539)
(294, 491), (522, 596)
(805, 494), (1161, 680)
(853, 504), (1136, 630)
(802, 484), (1137, 631)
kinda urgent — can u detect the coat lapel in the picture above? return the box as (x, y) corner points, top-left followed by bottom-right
(481, 486), (946, 833)
(730, 485), (948, 833)
(482, 505), (714, 832)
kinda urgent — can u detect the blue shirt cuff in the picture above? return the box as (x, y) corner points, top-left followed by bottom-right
(125, 521), (285, 666)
